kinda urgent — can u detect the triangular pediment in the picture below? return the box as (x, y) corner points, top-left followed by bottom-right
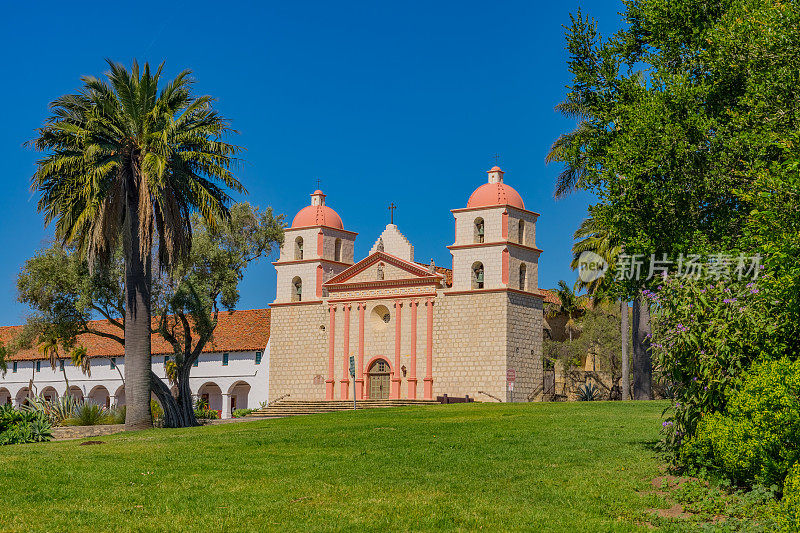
(324, 251), (441, 287)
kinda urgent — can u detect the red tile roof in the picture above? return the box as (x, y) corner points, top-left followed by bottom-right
(538, 289), (561, 305)
(414, 262), (453, 286)
(0, 308), (270, 362)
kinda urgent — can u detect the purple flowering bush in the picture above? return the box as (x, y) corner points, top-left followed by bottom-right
(646, 276), (772, 451)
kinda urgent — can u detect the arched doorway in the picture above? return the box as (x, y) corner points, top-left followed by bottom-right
(197, 382), (223, 411)
(67, 386), (84, 402)
(15, 387), (32, 407)
(89, 385), (111, 408)
(114, 385), (125, 407)
(228, 381), (251, 412)
(367, 359), (391, 399)
(41, 386), (59, 403)
(0, 388), (11, 405)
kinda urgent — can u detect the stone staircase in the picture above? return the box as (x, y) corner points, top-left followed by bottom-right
(247, 399), (439, 418)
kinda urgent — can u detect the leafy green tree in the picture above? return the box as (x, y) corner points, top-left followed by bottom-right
(29, 60), (243, 429)
(150, 203), (283, 427)
(14, 203), (282, 427)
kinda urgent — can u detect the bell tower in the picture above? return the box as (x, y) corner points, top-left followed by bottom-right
(448, 166), (541, 292)
(274, 189), (357, 303)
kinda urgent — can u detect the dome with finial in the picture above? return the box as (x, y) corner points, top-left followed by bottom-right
(291, 190), (344, 230)
(467, 166), (525, 209)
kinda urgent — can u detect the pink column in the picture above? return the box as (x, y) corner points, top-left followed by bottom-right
(391, 301), (402, 399)
(408, 300), (418, 399)
(356, 302), (366, 399)
(423, 298), (434, 400)
(340, 304), (351, 399)
(326, 305), (336, 400)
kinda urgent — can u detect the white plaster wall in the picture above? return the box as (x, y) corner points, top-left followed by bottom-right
(0, 343), (270, 418)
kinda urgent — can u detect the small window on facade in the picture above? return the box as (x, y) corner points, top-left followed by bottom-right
(110, 357), (116, 370)
(292, 277), (302, 302)
(518, 219), (525, 245)
(519, 263), (527, 291)
(36, 361), (41, 372)
(59, 359), (64, 371)
(474, 218), (485, 243)
(334, 238), (342, 262)
(164, 355), (170, 365)
(193, 358), (199, 367)
(223, 353), (229, 366)
(255, 351), (262, 365)
(12, 362), (17, 373)
(472, 262), (485, 289)
(294, 237), (304, 260)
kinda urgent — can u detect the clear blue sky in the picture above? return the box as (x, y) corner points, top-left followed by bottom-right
(0, 0), (624, 326)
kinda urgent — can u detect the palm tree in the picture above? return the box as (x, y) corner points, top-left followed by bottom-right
(546, 280), (586, 342)
(546, 94), (594, 199)
(570, 215), (631, 400)
(38, 336), (70, 394)
(30, 60), (243, 429)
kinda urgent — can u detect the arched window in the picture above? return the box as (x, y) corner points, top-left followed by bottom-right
(334, 238), (342, 262)
(472, 262), (484, 289)
(294, 237), (304, 260)
(519, 263), (527, 291)
(474, 218), (485, 243)
(518, 219), (525, 245)
(291, 277), (302, 302)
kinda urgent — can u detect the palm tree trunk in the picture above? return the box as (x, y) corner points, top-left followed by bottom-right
(620, 299), (630, 400)
(62, 365), (70, 396)
(632, 295), (652, 400)
(123, 193), (153, 430)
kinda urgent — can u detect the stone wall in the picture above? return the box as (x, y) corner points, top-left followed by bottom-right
(52, 424), (125, 441)
(268, 303), (328, 400)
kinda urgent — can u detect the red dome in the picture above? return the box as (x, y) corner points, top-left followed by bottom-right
(291, 204), (344, 229)
(467, 182), (525, 209)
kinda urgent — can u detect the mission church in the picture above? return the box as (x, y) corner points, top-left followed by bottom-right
(269, 165), (547, 403)
(0, 165), (552, 413)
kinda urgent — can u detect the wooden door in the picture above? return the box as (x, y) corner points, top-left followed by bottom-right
(368, 360), (391, 399)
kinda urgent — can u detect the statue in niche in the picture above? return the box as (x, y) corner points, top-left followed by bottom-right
(377, 263), (385, 280)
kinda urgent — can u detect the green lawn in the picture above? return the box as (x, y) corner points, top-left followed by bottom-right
(0, 402), (672, 532)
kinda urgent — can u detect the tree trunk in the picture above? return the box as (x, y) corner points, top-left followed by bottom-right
(632, 295), (652, 400)
(620, 299), (630, 400)
(123, 194), (153, 430)
(62, 365), (70, 396)
(150, 367), (199, 428)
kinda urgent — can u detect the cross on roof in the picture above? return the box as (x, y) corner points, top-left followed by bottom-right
(315, 178), (321, 190)
(493, 153), (500, 165)
(388, 202), (397, 224)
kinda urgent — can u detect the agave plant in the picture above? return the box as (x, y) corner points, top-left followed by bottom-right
(64, 402), (113, 426)
(21, 395), (80, 426)
(577, 382), (600, 401)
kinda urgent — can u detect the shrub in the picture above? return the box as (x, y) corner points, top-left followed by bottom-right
(780, 463), (800, 532)
(108, 405), (126, 425)
(22, 396), (79, 426)
(150, 399), (163, 421)
(194, 408), (220, 420)
(681, 358), (800, 488)
(648, 276), (772, 450)
(232, 409), (253, 418)
(64, 402), (114, 426)
(0, 404), (52, 445)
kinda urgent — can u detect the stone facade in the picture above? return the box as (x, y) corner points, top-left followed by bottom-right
(269, 166), (548, 403)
